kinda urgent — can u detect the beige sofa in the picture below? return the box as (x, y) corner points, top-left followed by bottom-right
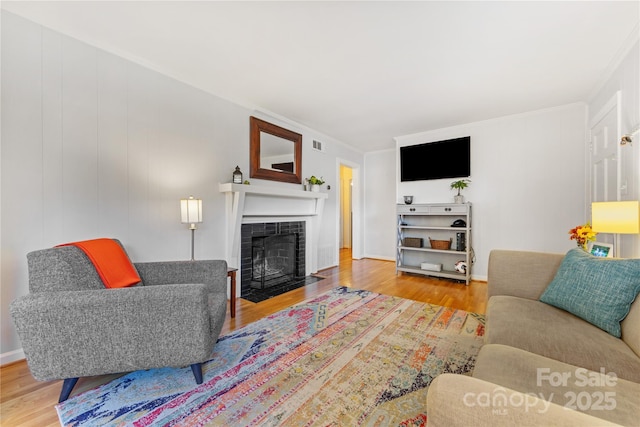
(427, 250), (640, 426)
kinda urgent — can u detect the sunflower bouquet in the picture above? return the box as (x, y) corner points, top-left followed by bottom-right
(569, 223), (597, 249)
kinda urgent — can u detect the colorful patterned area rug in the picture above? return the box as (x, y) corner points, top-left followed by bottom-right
(56, 287), (485, 426)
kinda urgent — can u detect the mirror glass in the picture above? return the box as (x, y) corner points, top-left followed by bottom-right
(260, 132), (295, 172)
(250, 117), (302, 184)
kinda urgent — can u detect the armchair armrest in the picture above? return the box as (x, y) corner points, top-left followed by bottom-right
(10, 284), (213, 381)
(427, 374), (620, 427)
(487, 250), (564, 300)
(134, 260), (227, 293)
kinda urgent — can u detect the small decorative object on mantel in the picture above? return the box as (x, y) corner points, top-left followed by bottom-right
(233, 166), (243, 184)
(403, 195), (413, 204)
(450, 179), (470, 203)
(307, 176), (325, 192)
(568, 223), (597, 250)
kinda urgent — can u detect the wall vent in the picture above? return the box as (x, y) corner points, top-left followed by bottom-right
(312, 140), (324, 152)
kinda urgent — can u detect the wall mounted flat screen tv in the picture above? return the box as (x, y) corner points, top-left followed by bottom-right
(400, 136), (470, 182)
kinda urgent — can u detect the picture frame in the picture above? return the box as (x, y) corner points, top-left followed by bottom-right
(588, 241), (613, 258)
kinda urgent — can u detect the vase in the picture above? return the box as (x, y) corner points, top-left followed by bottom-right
(311, 184), (320, 192)
(454, 195), (464, 204)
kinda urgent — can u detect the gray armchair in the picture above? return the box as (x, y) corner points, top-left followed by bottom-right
(10, 240), (228, 402)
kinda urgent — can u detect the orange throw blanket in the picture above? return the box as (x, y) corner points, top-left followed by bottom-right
(57, 238), (141, 289)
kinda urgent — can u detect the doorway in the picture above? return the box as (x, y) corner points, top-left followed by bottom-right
(340, 164), (353, 252)
(336, 159), (361, 264)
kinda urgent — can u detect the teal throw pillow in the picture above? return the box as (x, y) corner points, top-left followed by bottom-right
(540, 248), (640, 337)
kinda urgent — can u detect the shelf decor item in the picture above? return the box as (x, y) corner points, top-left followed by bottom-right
(403, 195), (413, 204)
(420, 262), (442, 271)
(450, 179), (470, 203)
(429, 238), (452, 250)
(403, 237), (423, 247)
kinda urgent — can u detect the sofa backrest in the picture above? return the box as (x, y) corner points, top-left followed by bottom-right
(27, 246), (105, 292)
(487, 250), (564, 300)
(622, 296), (640, 357)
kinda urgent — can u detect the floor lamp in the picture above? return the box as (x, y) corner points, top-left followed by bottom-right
(591, 201), (640, 258)
(181, 196), (203, 260)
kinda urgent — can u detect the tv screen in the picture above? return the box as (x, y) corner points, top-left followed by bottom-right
(400, 136), (470, 182)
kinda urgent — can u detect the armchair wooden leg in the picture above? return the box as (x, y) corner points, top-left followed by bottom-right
(190, 363), (203, 384)
(59, 377), (79, 402)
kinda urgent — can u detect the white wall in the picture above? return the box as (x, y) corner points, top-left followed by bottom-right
(588, 40), (640, 258)
(0, 12), (362, 361)
(363, 149), (397, 260)
(392, 104), (588, 280)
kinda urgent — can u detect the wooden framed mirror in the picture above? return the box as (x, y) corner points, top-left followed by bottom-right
(250, 116), (302, 184)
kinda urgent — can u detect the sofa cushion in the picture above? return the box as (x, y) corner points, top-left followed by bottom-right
(473, 344), (640, 426)
(486, 296), (640, 383)
(539, 248), (640, 337)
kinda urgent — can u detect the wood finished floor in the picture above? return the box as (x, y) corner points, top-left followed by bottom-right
(0, 250), (487, 426)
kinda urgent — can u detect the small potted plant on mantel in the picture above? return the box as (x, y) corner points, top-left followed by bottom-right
(307, 176), (325, 192)
(450, 179), (470, 203)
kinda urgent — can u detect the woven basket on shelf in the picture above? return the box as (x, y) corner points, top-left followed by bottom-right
(402, 237), (423, 248)
(429, 238), (452, 250)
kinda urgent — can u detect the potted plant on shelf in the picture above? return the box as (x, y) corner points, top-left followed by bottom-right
(308, 176), (325, 192)
(450, 179), (470, 203)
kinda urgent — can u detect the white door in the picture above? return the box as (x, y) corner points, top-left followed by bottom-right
(590, 92), (621, 203)
(589, 92), (621, 244)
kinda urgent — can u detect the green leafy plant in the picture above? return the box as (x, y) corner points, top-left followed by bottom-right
(450, 179), (471, 195)
(308, 176), (325, 185)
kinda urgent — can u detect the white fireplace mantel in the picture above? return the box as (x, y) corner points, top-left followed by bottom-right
(219, 183), (328, 275)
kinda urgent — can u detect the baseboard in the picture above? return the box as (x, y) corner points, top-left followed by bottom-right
(1, 348), (25, 366)
(362, 254), (395, 262)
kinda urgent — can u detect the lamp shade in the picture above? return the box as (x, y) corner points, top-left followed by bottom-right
(180, 196), (203, 224)
(591, 201), (640, 234)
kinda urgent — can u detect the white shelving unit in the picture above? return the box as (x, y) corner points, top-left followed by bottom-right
(396, 203), (472, 285)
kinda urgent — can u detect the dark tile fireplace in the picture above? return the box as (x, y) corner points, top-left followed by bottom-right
(241, 221), (308, 300)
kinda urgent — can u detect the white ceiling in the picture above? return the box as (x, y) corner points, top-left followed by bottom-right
(2, 1), (639, 152)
